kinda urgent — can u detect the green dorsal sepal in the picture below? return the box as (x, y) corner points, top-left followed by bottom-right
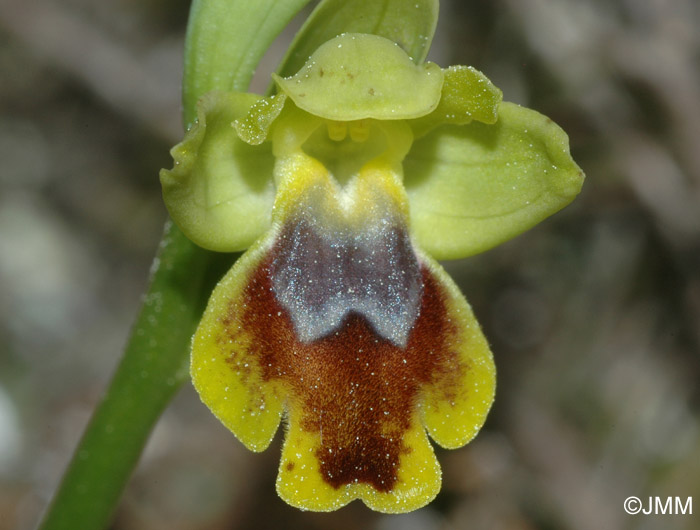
(273, 33), (443, 121)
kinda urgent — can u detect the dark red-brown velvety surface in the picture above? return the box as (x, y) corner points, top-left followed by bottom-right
(223, 255), (466, 492)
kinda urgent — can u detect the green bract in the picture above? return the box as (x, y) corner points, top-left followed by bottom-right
(274, 0), (439, 80)
(161, 32), (583, 257)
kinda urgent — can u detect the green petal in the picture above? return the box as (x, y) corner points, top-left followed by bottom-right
(160, 92), (275, 252)
(275, 0), (439, 82)
(233, 94), (287, 145)
(405, 101), (584, 260)
(410, 65), (503, 139)
(274, 33), (443, 121)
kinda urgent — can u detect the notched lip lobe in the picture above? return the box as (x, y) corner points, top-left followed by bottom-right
(224, 223), (456, 494)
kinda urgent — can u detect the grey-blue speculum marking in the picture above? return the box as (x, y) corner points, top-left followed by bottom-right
(270, 186), (423, 348)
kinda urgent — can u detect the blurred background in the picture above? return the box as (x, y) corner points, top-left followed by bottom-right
(1, 0), (699, 528)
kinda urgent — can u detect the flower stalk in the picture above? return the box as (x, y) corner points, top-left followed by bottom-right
(38, 225), (212, 530)
(38, 1), (312, 528)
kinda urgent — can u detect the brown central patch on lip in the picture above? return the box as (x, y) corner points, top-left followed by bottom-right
(223, 251), (465, 493)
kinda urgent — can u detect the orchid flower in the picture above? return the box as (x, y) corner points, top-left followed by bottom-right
(160, 32), (583, 513)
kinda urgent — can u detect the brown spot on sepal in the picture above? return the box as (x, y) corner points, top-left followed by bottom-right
(222, 255), (465, 493)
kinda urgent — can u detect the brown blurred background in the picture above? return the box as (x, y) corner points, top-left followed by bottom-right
(1, 0), (699, 529)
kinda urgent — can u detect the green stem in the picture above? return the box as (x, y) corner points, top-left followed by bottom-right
(39, 1), (312, 528)
(39, 224), (210, 530)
